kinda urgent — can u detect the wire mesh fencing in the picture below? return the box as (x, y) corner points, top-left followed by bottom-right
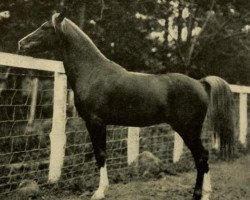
(0, 66), (54, 195)
(0, 63), (249, 197)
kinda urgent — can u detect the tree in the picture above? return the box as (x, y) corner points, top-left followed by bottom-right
(0, 0), (249, 84)
(165, 0), (250, 83)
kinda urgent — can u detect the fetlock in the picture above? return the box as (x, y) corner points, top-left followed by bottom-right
(193, 188), (202, 200)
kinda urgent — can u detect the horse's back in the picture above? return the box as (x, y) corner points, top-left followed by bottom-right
(98, 71), (208, 127)
(74, 61), (209, 127)
(98, 71), (170, 125)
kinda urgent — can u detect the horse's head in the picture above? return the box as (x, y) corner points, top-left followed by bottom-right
(18, 12), (66, 55)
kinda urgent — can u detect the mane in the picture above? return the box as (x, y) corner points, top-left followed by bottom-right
(52, 13), (107, 60)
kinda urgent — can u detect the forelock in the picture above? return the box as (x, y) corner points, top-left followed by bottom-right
(52, 13), (60, 29)
(51, 13), (64, 30)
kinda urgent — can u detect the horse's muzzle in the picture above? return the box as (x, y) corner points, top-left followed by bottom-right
(17, 41), (36, 55)
(17, 41), (27, 55)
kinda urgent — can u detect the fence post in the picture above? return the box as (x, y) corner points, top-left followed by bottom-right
(239, 93), (248, 146)
(127, 127), (140, 165)
(173, 132), (184, 163)
(48, 72), (67, 183)
(212, 133), (220, 150)
(68, 90), (77, 117)
(28, 78), (39, 125)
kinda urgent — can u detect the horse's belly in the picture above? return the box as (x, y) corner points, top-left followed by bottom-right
(100, 101), (168, 127)
(104, 115), (166, 127)
(83, 74), (172, 126)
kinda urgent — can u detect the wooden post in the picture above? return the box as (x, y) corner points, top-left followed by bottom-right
(127, 127), (140, 165)
(68, 90), (77, 117)
(212, 133), (220, 150)
(28, 78), (39, 125)
(48, 72), (67, 183)
(173, 132), (184, 163)
(239, 93), (248, 146)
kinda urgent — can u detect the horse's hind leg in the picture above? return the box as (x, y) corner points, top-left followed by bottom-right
(189, 138), (211, 200)
(181, 126), (212, 200)
(85, 116), (109, 200)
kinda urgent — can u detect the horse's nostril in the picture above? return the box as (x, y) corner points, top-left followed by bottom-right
(18, 39), (27, 47)
(17, 41), (27, 54)
(18, 41), (23, 50)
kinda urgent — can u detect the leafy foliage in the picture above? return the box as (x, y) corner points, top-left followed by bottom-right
(0, 0), (249, 84)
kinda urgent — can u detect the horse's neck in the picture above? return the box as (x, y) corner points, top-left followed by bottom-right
(61, 26), (108, 87)
(62, 19), (107, 62)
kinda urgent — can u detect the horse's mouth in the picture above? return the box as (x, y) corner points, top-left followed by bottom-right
(17, 41), (41, 55)
(17, 45), (33, 55)
(17, 48), (28, 55)
(17, 47), (52, 59)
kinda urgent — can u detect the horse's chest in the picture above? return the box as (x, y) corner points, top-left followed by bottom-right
(74, 85), (106, 114)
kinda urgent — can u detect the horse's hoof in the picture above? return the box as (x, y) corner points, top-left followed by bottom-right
(193, 189), (211, 200)
(201, 195), (210, 200)
(201, 191), (211, 200)
(193, 195), (202, 200)
(91, 190), (105, 200)
(193, 189), (202, 200)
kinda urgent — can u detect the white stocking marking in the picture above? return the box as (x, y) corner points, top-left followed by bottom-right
(91, 164), (109, 200)
(201, 172), (212, 200)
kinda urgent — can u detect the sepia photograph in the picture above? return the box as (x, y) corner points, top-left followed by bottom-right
(0, 0), (249, 199)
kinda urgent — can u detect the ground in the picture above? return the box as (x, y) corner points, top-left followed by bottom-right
(37, 155), (250, 200)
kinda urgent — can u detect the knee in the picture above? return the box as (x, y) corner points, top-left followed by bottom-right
(199, 150), (209, 173)
(202, 149), (209, 162)
(96, 150), (106, 168)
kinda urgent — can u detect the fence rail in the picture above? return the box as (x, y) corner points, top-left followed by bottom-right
(0, 52), (64, 73)
(0, 52), (249, 195)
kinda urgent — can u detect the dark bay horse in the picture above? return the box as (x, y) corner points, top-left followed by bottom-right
(18, 12), (235, 200)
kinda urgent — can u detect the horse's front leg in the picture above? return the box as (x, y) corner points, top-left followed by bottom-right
(85, 116), (109, 200)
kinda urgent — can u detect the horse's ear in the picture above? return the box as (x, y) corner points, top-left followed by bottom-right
(52, 10), (67, 31)
(57, 7), (67, 23)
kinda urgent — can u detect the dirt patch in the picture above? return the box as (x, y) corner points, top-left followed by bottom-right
(10, 155), (250, 200)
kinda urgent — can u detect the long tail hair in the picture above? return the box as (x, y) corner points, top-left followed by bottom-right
(201, 76), (235, 158)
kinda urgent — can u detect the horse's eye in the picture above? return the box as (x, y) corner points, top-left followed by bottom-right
(42, 25), (49, 30)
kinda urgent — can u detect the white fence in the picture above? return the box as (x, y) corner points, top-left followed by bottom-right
(0, 52), (249, 188)
(231, 85), (250, 146)
(0, 52), (66, 183)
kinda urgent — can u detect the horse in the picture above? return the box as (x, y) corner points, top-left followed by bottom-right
(18, 12), (235, 200)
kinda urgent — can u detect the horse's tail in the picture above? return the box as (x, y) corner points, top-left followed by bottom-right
(201, 76), (235, 158)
